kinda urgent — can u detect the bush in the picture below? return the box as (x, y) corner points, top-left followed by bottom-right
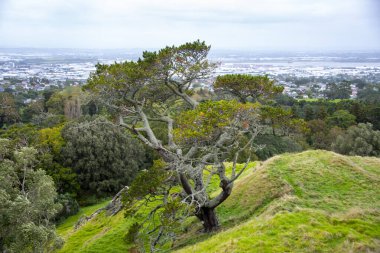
(61, 117), (151, 197)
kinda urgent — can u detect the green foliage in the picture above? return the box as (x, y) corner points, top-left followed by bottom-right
(213, 74), (283, 103)
(31, 113), (66, 129)
(332, 123), (380, 157)
(306, 120), (344, 149)
(254, 135), (303, 160)
(0, 92), (20, 127)
(325, 81), (352, 99)
(55, 193), (80, 222)
(260, 106), (292, 135)
(123, 160), (169, 216)
(37, 125), (65, 155)
(37, 152), (79, 195)
(122, 160), (191, 250)
(21, 100), (44, 122)
(46, 91), (65, 115)
(260, 106), (308, 137)
(125, 222), (141, 244)
(357, 84), (380, 103)
(174, 100), (260, 144)
(327, 110), (356, 129)
(61, 117), (150, 197)
(0, 123), (38, 146)
(85, 40), (215, 110)
(46, 86), (86, 119)
(0, 142), (63, 252)
(34, 125), (79, 196)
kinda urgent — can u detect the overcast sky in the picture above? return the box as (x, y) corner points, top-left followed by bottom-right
(0, 0), (379, 51)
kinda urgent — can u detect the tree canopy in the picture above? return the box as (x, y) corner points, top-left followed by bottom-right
(213, 74), (283, 103)
(0, 140), (62, 252)
(61, 117), (149, 197)
(85, 40), (264, 250)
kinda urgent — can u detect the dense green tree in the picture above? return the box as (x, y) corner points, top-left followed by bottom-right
(61, 117), (148, 197)
(332, 123), (380, 157)
(327, 110), (356, 129)
(0, 141), (63, 252)
(213, 74), (283, 103)
(0, 123), (38, 147)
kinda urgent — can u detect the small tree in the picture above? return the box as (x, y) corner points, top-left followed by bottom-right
(213, 74), (283, 103)
(85, 41), (264, 249)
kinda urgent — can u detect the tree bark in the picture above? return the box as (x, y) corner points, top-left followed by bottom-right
(196, 207), (219, 232)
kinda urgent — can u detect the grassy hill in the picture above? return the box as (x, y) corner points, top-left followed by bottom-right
(56, 150), (380, 253)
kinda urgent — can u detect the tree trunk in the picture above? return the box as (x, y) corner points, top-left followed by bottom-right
(196, 207), (219, 232)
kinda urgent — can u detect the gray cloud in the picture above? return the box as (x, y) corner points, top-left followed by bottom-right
(0, 0), (379, 50)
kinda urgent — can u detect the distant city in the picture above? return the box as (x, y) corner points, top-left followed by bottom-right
(1, 48), (380, 99)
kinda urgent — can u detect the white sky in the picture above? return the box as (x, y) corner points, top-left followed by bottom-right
(0, 0), (379, 50)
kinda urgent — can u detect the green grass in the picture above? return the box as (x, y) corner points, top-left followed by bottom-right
(56, 200), (136, 253)
(177, 209), (380, 253)
(176, 150), (380, 252)
(57, 200), (111, 238)
(296, 98), (348, 103)
(57, 150), (380, 253)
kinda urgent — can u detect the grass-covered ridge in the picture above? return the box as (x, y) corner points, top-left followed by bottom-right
(177, 150), (380, 252)
(57, 150), (380, 252)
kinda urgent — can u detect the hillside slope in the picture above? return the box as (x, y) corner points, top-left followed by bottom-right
(57, 150), (380, 252)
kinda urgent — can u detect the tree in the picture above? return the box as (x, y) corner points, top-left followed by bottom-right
(0, 140), (63, 252)
(46, 86), (87, 119)
(35, 125), (79, 196)
(85, 41), (263, 248)
(260, 106), (292, 136)
(0, 123), (38, 147)
(0, 92), (20, 128)
(325, 81), (351, 99)
(306, 119), (343, 150)
(357, 84), (380, 103)
(213, 74), (283, 103)
(254, 135), (303, 160)
(61, 117), (149, 198)
(22, 100), (45, 122)
(332, 123), (380, 157)
(327, 110), (356, 129)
